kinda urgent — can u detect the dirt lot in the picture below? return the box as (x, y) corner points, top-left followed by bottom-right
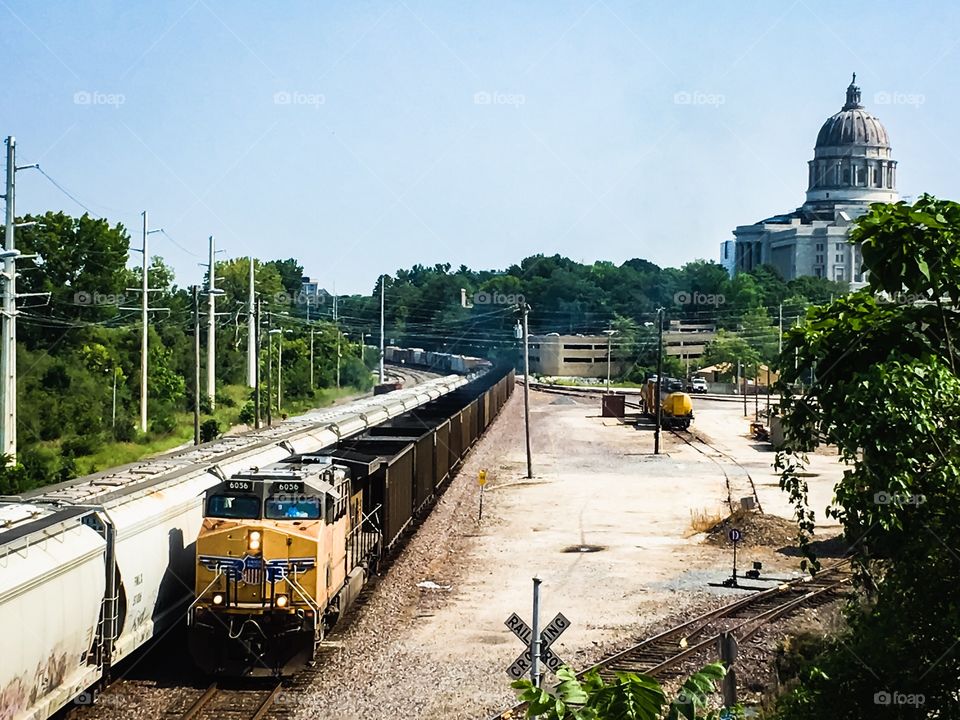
(291, 387), (849, 720)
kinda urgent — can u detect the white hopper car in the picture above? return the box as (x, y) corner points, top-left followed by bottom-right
(0, 372), (472, 720)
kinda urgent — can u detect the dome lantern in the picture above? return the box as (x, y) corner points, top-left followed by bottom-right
(805, 74), (898, 209)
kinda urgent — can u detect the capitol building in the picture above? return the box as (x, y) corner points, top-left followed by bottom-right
(723, 75), (899, 284)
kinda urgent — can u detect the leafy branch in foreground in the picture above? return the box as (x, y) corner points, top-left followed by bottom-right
(511, 663), (739, 720)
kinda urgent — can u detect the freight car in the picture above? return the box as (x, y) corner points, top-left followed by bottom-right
(384, 346), (491, 374)
(186, 366), (515, 676)
(641, 377), (694, 429)
(0, 365), (478, 720)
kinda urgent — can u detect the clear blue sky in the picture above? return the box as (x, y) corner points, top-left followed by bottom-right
(2, 1), (956, 294)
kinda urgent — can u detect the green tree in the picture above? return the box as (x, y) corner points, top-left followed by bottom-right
(773, 195), (960, 719)
(702, 329), (759, 373)
(265, 257), (305, 299)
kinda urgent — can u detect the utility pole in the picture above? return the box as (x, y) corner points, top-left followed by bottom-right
(266, 310), (273, 427)
(334, 290), (340, 389)
(778, 302), (783, 356)
(111, 368), (118, 435)
(246, 256), (256, 387)
(521, 303), (533, 479)
(0, 137), (38, 463)
(254, 298), (261, 429)
(654, 308), (664, 455)
(140, 211), (148, 432)
(275, 328), (284, 413)
(192, 286), (201, 445)
(134, 211), (162, 433)
(754, 361), (760, 421)
(605, 327), (612, 393)
(766, 366), (771, 419)
(379, 275), (385, 383)
(309, 325), (315, 391)
(739, 359), (747, 417)
(206, 235), (217, 409)
(1, 137), (18, 463)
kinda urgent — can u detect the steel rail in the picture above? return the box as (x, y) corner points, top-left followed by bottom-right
(178, 681), (282, 720)
(490, 561), (851, 719)
(669, 428), (764, 514)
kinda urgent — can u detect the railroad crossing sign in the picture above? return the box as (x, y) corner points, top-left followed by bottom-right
(505, 611), (571, 679)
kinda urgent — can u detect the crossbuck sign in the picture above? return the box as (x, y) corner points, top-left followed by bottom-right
(505, 611), (571, 679)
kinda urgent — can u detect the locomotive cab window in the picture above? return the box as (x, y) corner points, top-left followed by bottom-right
(265, 495), (322, 520)
(206, 494), (261, 519)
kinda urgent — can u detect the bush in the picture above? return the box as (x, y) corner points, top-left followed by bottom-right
(200, 419), (220, 443)
(61, 433), (104, 458)
(150, 414), (177, 435)
(20, 446), (61, 487)
(186, 393), (213, 414)
(0, 460), (31, 495)
(112, 416), (137, 443)
(215, 391), (236, 408)
(238, 401), (256, 425)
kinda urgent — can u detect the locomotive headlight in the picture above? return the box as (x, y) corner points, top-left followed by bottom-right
(248, 530), (262, 552)
(275, 594), (289, 608)
(212, 593), (224, 606)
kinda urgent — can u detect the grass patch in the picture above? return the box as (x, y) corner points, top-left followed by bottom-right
(71, 383), (366, 476)
(688, 506), (723, 534)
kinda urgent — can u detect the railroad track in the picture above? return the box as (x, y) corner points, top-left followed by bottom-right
(383, 364), (442, 387)
(669, 428), (763, 515)
(492, 561), (851, 719)
(526, 383), (763, 515)
(174, 680), (282, 720)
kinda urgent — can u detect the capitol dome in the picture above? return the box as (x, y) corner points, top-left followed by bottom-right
(805, 74), (898, 208)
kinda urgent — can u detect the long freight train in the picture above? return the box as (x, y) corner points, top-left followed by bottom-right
(187, 367), (514, 675)
(384, 346), (490, 374)
(0, 351), (502, 720)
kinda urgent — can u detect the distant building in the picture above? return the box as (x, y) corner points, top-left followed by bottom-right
(528, 334), (629, 378)
(300, 277), (329, 308)
(727, 75), (898, 285)
(663, 320), (716, 372)
(719, 240), (736, 277)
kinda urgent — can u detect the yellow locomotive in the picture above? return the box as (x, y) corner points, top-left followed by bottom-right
(641, 376), (694, 429)
(187, 458), (377, 676)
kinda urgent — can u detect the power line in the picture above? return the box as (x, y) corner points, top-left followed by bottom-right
(35, 166), (102, 219)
